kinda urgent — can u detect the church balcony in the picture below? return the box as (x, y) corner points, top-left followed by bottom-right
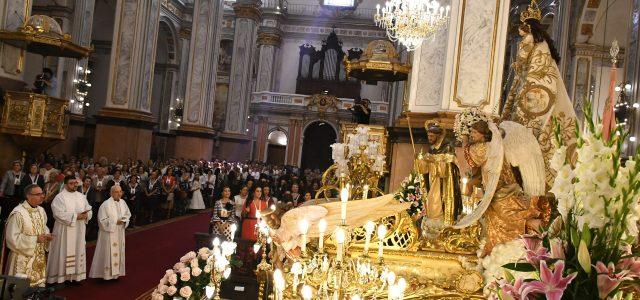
(250, 91), (389, 116)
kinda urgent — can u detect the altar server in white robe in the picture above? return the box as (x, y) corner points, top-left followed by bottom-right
(89, 185), (131, 280)
(6, 184), (53, 287)
(46, 175), (92, 284)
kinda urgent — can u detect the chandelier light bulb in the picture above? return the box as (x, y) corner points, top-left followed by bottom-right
(625, 83), (632, 91)
(301, 285), (313, 300)
(615, 86), (622, 92)
(365, 221), (376, 235)
(318, 219), (327, 233)
(377, 224), (387, 239)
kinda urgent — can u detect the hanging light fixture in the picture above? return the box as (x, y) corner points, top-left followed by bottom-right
(374, 0), (450, 51)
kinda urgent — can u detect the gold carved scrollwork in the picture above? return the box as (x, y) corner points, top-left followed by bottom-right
(233, 4), (262, 22)
(0, 91), (68, 139)
(257, 32), (282, 47)
(305, 94), (340, 117)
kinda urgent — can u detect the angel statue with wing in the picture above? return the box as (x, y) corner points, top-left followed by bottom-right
(454, 120), (547, 256)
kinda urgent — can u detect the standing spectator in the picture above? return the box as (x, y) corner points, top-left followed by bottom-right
(161, 168), (177, 219)
(144, 170), (161, 223)
(107, 169), (126, 190)
(263, 186), (277, 205)
(234, 186), (249, 225)
(241, 187), (271, 241)
(201, 169), (216, 207)
(210, 186), (237, 240)
(40, 162), (58, 183)
(124, 175), (143, 228)
(79, 176), (98, 238)
(93, 167), (110, 204)
(1, 161), (25, 220)
(188, 176), (205, 211)
(284, 183), (302, 207)
(21, 163), (45, 191)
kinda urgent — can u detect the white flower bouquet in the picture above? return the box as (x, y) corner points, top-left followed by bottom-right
(489, 103), (640, 300)
(453, 108), (490, 142)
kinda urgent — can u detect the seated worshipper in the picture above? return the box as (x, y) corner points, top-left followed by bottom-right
(123, 175), (143, 227)
(188, 177), (206, 211)
(89, 185), (131, 280)
(210, 187), (237, 240)
(6, 184), (53, 287)
(46, 175), (92, 284)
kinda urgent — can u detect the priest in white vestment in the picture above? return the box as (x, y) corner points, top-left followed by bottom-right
(6, 184), (53, 287)
(46, 175), (92, 284)
(89, 185), (131, 280)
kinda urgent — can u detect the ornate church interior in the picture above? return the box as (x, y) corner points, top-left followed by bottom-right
(0, 0), (639, 299)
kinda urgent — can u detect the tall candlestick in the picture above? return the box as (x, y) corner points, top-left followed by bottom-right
(364, 221), (375, 256)
(377, 224), (387, 262)
(318, 219), (327, 252)
(335, 228), (345, 262)
(363, 185), (369, 200)
(340, 187), (349, 224)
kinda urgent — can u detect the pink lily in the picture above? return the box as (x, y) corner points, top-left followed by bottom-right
(596, 261), (633, 299)
(497, 277), (528, 300)
(549, 238), (565, 260)
(617, 257), (640, 278)
(522, 236), (550, 268)
(521, 260), (577, 300)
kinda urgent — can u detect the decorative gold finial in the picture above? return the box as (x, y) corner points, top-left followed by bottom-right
(520, 0), (542, 23)
(610, 40), (620, 67)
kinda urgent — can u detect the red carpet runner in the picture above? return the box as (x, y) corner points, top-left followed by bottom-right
(55, 211), (210, 300)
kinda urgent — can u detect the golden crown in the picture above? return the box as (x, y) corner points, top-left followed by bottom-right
(520, 0), (542, 22)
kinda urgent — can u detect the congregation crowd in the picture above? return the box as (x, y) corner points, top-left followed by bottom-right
(0, 154), (324, 288)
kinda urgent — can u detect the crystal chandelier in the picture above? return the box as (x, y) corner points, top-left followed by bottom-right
(374, 0), (450, 51)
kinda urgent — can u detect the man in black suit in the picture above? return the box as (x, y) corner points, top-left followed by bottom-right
(20, 163), (45, 193)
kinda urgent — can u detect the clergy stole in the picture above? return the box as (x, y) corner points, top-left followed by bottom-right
(65, 217), (78, 274)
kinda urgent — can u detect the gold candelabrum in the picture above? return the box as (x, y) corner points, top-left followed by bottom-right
(270, 196), (408, 300)
(316, 126), (386, 201)
(206, 237), (235, 300)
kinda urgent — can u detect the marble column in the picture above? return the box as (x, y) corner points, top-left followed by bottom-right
(255, 29), (282, 92)
(175, 0), (225, 160)
(94, 0), (162, 161)
(286, 119), (303, 166)
(254, 116), (269, 161)
(224, 0), (261, 134)
(63, 0), (96, 114)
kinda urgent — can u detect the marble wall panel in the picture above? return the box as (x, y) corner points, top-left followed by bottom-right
(453, 0), (500, 108)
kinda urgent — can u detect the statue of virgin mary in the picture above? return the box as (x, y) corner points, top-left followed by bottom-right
(501, 0), (577, 186)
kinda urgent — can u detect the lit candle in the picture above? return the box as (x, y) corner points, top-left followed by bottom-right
(298, 219), (309, 255)
(230, 223), (237, 241)
(364, 221), (375, 255)
(340, 187), (349, 224)
(335, 228), (346, 262)
(377, 224), (387, 261)
(363, 184), (369, 200)
(273, 269), (284, 300)
(291, 262), (302, 293)
(461, 177), (468, 196)
(318, 219), (327, 252)
(301, 285), (313, 300)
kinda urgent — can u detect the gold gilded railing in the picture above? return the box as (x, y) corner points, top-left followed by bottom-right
(0, 91), (68, 140)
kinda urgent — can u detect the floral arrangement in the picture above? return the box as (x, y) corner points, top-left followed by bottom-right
(453, 108), (490, 142)
(393, 170), (424, 218)
(152, 243), (237, 300)
(488, 107), (640, 300)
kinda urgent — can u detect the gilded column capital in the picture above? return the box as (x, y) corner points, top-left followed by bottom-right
(233, 3), (262, 22)
(179, 27), (191, 39)
(257, 32), (282, 47)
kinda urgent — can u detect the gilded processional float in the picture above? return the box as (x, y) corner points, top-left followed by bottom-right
(248, 0), (630, 299)
(149, 0), (640, 299)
